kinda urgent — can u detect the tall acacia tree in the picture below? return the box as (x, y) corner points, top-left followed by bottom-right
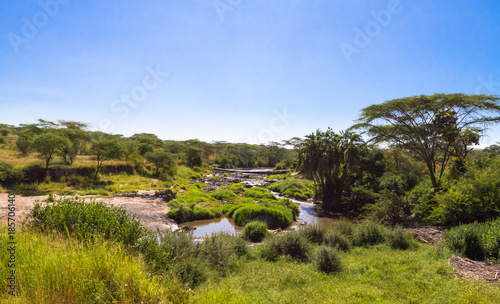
(354, 94), (500, 188)
(90, 136), (123, 179)
(298, 129), (365, 213)
(31, 132), (70, 170)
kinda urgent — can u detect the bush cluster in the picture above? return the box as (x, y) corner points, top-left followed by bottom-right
(444, 218), (500, 262)
(242, 221), (270, 242)
(27, 198), (147, 246)
(268, 178), (313, 200)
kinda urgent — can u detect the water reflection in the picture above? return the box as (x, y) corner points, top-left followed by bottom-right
(183, 216), (243, 238)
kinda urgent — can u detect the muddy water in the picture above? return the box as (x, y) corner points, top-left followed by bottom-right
(181, 170), (334, 235)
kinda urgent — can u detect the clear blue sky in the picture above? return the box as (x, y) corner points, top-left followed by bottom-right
(1, 0), (500, 146)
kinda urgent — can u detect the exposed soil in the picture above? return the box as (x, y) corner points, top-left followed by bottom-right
(407, 226), (444, 244)
(448, 255), (500, 284)
(0, 193), (178, 232)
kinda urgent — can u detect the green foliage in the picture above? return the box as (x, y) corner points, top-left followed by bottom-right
(444, 218), (500, 262)
(242, 221), (270, 242)
(244, 186), (277, 200)
(144, 150), (175, 175)
(385, 226), (415, 250)
(268, 178), (313, 200)
(355, 93), (500, 188)
(211, 189), (238, 200)
(323, 230), (351, 251)
(298, 128), (366, 212)
(167, 205), (219, 223)
(265, 231), (310, 262)
(311, 246), (343, 273)
(231, 204), (293, 229)
(330, 218), (355, 237)
(188, 171), (203, 180)
(136, 232), (206, 287)
(168, 187), (216, 208)
(353, 220), (385, 246)
(26, 198), (147, 246)
(429, 157), (500, 225)
(363, 189), (410, 224)
(0, 228), (189, 304)
(0, 161), (24, 186)
(31, 132), (70, 169)
(299, 225), (327, 244)
(228, 182), (245, 193)
(201, 233), (248, 275)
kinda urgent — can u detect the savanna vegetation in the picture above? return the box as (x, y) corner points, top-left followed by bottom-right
(2, 93), (500, 303)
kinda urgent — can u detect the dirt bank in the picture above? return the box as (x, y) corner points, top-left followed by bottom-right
(449, 255), (500, 284)
(407, 226), (444, 244)
(0, 192), (178, 232)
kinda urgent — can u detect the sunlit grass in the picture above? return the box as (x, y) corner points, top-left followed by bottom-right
(0, 227), (190, 304)
(194, 244), (500, 304)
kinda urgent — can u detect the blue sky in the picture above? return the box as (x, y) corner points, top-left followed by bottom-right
(1, 0), (500, 146)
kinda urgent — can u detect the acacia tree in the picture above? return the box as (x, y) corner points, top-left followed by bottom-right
(298, 129), (365, 213)
(354, 94), (500, 188)
(31, 132), (70, 170)
(145, 150), (174, 175)
(90, 136), (123, 179)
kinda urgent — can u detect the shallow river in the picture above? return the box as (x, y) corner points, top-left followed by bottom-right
(181, 169), (335, 238)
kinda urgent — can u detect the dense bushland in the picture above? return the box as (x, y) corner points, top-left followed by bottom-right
(444, 217), (500, 262)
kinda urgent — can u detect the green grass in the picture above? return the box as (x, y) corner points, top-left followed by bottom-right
(0, 227), (190, 304)
(244, 187), (277, 200)
(232, 204), (294, 229)
(444, 217), (500, 262)
(26, 198), (148, 246)
(211, 189), (238, 200)
(268, 178), (313, 200)
(194, 243), (500, 304)
(242, 221), (270, 242)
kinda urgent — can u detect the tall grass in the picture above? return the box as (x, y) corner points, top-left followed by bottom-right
(26, 198), (147, 246)
(444, 217), (500, 262)
(0, 227), (190, 304)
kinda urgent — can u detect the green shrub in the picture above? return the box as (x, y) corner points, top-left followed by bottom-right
(201, 233), (248, 275)
(299, 225), (327, 244)
(26, 198), (147, 246)
(268, 178), (313, 200)
(228, 183), (245, 193)
(429, 158), (500, 225)
(323, 230), (351, 251)
(188, 172), (203, 180)
(167, 188), (216, 207)
(266, 232), (310, 262)
(244, 187), (277, 200)
(242, 221), (269, 242)
(256, 245), (279, 261)
(363, 189), (409, 224)
(211, 189), (238, 200)
(0, 161), (24, 186)
(385, 226), (414, 250)
(311, 246), (343, 273)
(445, 216), (500, 263)
(232, 205), (293, 229)
(353, 220), (385, 246)
(136, 231), (206, 287)
(330, 218), (355, 237)
(167, 206), (218, 223)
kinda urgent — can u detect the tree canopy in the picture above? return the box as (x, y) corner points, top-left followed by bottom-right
(354, 93), (500, 188)
(298, 128), (365, 213)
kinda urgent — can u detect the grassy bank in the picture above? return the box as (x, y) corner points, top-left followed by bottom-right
(167, 184), (299, 228)
(194, 244), (500, 303)
(0, 227), (189, 304)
